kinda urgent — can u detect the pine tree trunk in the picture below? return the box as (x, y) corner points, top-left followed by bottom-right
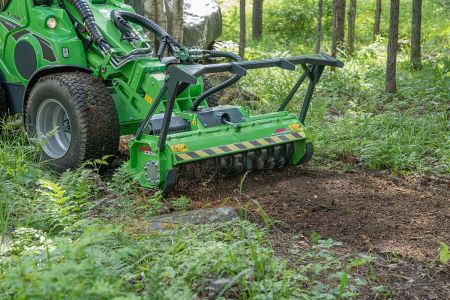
(347, 0), (357, 55)
(332, 0), (346, 58)
(239, 0), (246, 59)
(315, 0), (324, 53)
(386, 0), (400, 94)
(373, 0), (382, 41)
(252, 0), (263, 40)
(411, 0), (422, 70)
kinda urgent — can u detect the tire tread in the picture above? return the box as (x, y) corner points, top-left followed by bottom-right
(26, 71), (120, 170)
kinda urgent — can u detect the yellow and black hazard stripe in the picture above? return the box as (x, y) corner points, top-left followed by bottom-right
(174, 132), (306, 162)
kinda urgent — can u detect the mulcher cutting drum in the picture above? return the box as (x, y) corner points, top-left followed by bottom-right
(0, 0), (343, 193)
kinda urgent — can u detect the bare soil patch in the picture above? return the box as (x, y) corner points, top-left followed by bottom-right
(174, 167), (450, 298)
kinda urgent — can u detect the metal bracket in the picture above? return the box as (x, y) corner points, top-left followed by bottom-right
(278, 59), (296, 71)
(277, 63), (325, 123)
(135, 65), (196, 146)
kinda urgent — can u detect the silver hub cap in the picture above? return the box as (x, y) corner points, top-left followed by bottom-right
(144, 161), (160, 185)
(36, 99), (71, 159)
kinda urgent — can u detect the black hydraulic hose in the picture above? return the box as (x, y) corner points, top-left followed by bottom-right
(191, 50), (243, 111)
(111, 10), (169, 39)
(110, 10), (186, 60)
(156, 38), (168, 59)
(66, 3), (243, 107)
(66, 0), (111, 52)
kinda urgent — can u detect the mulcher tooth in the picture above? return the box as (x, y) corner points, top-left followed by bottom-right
(286, 143), (295, 159)
(274, 145), (286, 168)
(218, 156), (232, 176)
(257, 148), (268, 170)
(246, 151), (257, 171)
(232, 153), (245, 175)
(273, 145), (281, 168)
(266, 148), (276, 170)
(175, 142), (300, 185)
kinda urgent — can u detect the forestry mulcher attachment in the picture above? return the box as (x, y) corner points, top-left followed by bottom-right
(0, 0), (343, 193)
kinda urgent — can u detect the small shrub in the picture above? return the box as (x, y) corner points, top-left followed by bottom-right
(171, 196), (192, 212)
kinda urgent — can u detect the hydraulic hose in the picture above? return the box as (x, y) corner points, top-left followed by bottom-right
(191, 50), (243, 111)
(110, 10), (169, 39)
(111, 10), (188, 61)
(65, 0), (111, 52)
(65, 4), (242, 104)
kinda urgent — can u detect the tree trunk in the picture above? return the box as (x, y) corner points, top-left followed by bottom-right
(252, 0), (263, 40)
(144, 0), (167, 53)
(373, 0), (382, 41)
(170, 0), (184, 43)
(385, 0), (400, 94)
(347, 0), (357, 55)
(127, 0), (144, 15)
(332, 0), (346, 58)
(239, 0), (246, 59)
(315, 0), (324, 53)
(411, 0), (422, 70)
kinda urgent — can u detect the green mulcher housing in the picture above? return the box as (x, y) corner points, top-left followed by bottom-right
(0, 0), (343, 193)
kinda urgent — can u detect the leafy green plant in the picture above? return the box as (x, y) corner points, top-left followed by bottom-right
(36, 180), (78, 233)
(35, 174), (96, 234)
(263, 0), (317, 40)
(6, 227), (54, 257)
(85, 154), (114, 169)
(251, 199), (271, 228)
(310, 231), (320, 245)
(0, 223), (139, 299)
(0, 183), (11, 244)
(108, 163), (139, 196)
(438, 242), (450, 265)
(171, 196), (192, 212)
(337, 272), (349, 299)
(145, 191), (167, 217)
(291, 239), (370, 298)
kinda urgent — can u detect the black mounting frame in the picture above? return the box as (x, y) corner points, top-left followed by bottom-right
(135, 53), (343, 151)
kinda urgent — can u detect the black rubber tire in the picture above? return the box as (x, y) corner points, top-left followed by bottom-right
(203, 76), (220, 107)
(298, 142), (314, 165)
(25, 72), (120, 172)
(0, 83), (9, 131)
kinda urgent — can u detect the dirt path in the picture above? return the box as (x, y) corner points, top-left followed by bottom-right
(174, 167), (450, 298)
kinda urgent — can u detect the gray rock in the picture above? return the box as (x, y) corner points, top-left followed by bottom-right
(126, 0), (222, 48)
(149, 207), (238, 231)
(206, 278), (232, 297)
(183, 0), (222, 48)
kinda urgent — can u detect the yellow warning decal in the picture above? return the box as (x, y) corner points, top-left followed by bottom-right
(288, 123), (303, 132)
(172, 144), (189, 153)
(175, 132), (306, 162)
(144, 95), (153, 104)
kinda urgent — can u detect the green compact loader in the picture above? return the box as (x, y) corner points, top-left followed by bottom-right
(0, 0), (343, 193)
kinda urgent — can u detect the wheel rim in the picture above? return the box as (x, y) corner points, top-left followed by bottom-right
(36, 99), (72, 159)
